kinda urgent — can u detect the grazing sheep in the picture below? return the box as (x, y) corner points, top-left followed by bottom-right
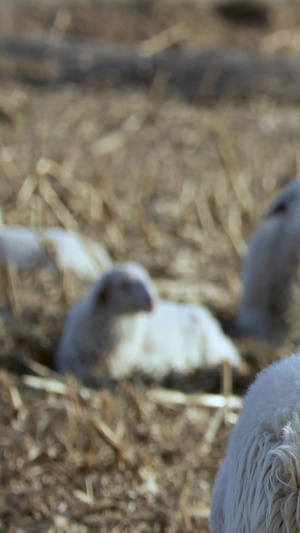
(233, 178), (300, 344)
(55, 262), (241, 379)
(0, 225), (112, 280)
(210, 351), (300, 533)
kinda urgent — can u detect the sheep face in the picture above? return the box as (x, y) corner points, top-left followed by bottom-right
(90, 263), (156, 316)
(95, 273), (154, 314)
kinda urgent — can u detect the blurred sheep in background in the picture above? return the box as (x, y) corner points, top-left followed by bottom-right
(55, 262), (242, 379)
(0, 225), (112, 280)
(232, 178), (300, 345)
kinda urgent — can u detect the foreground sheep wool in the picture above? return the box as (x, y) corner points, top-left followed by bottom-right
(55, 262), (241, 379)
(233, 178), (300, 344)
(210, 352), (300, 533)
(0, 225), (112, 280)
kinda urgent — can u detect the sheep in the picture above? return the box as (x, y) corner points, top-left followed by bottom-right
(0, 225), (48, 270)
(0, 225), (112, 280)
(210, 351), (300, 533)
(232, 178), (300, 344)
(55, 262), (242, 379)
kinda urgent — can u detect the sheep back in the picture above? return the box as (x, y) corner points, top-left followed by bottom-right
(210, 352), (300, 533)
(236, 179), (300, 344)
(109, 300), (241, 379)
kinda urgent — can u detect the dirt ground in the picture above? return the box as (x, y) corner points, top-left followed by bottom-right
(1, 1), (300, 531)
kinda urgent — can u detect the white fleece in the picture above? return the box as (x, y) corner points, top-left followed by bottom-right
(210, 351), (300, 533)
(0, 225), (112, 279)
(108, 300), (241, 379)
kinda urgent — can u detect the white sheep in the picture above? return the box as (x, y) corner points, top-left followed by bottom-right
(55, 262), (241, 379)
(0, 225), (112, 280)
(233, 178), (300, 344)
(210, 351), (300, 533)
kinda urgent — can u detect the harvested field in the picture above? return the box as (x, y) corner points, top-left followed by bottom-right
(0, 1), (300, 531)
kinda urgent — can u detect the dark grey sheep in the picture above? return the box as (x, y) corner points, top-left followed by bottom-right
(233, 179), (300, 344)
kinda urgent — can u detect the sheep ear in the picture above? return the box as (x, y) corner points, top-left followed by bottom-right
(268, 200), (287, 216)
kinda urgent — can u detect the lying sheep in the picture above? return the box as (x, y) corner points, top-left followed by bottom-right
(232, 178), (300, 344)
(0, 225), (112, 280)
(210, 351), (300, 533)
(55, 262), (241, 379)
(55, 262), (156, 376)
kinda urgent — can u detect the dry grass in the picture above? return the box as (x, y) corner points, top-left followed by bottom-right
(1, 1), (300, 531)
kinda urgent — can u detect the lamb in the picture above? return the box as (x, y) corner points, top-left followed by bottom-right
(210, 351), (300, 533)
(55, 262), (241, 379)
(0, 225), (112, 280)
(232, 178), (300, 344)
